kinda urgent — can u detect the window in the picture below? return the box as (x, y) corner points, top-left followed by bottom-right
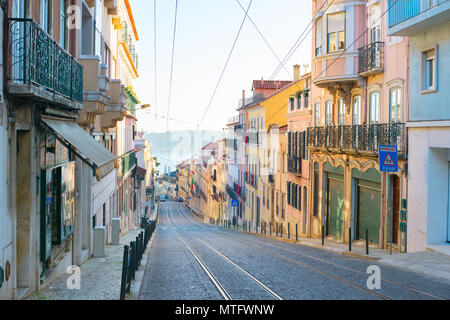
(389, 88), (401, 123)
(422, 48), (437, 92)
(40, 0), (50, 33)
(327, 12), (345, 53)
(368, 4), (381, 43)
(369, 92), (380, 124)
(290, 97), (295, 111)
(352, 95), (361, 125)
(325, 100), (332, 126)
(297, 95), (302, 109)
(338, 98), (345, 125)
(315, 17), (322, 56)
(304, 91), (309, 108)
(314, 102), (320, 126)
(60, 0), (67, 48)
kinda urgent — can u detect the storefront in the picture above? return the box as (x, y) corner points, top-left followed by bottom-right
(39, 117), (116, 268)
(352, 169), (382, 245)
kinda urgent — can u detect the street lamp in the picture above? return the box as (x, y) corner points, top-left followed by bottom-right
(139, 104), (151, 110)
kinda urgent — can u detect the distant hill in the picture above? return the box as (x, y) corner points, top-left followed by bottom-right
(144, 130), (223, 174)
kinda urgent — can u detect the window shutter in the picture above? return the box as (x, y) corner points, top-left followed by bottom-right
(288, 132), (291, 157)
(298, 186), (302, 210)
(287, 182), (291, 206)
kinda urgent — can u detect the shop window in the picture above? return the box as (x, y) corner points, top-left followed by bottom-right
(40, 162), (76, 261)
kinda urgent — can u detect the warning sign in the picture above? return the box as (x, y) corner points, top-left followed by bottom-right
(379, 145), (398, 172)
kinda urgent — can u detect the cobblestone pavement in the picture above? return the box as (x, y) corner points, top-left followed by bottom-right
(26, 228), (144, 300)
(139, 202), (450, 300)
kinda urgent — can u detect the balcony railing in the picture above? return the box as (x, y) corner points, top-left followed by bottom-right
(358, 42), (384, 76)
(8, 18), (83, 102)
(388, 0), (449, 27)
(238, 92), (264, 109)
(121, 22), (139, 70)
(307, 123), (406, 155)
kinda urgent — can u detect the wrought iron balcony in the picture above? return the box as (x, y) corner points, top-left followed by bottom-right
(358, 42), (384, 76)
(307, 123), (406, 156)
(7, 18), (83, 104)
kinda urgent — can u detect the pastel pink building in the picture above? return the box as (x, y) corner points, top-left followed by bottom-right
(307, 0), (409, 252)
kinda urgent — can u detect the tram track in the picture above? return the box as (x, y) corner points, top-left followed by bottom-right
(164, 203), (283, 300)
(176, 203), (448, 300)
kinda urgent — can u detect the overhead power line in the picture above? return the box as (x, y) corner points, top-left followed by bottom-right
(265, 0), (400, 124)
(269, 0), (334, 80)
(197, 0), (253, 129)
(235, 0), (291, 79)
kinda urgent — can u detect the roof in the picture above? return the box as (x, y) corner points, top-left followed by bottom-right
(252, 80), (292, 90)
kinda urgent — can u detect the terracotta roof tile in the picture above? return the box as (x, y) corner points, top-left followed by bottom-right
(252, 80), (292, 90)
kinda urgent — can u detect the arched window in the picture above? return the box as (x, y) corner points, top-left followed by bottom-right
(389, 88), (401, 123)
(325, 100), (333, 126)
(314, 102), (320, 126)
(353, 95), (361, 125)
(369, 92), (380, 124)
(338, 98), (346, 125)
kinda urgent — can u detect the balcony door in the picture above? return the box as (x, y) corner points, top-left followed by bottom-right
(389, 88), (402, 124)
(369, 92), (380, 151)
(353, 95), (361, 149)
(11, 0), (26, 82)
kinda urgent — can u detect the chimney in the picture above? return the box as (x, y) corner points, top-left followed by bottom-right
(293, 64), (300, 81)
(242, 90), (246, 107)
(303, 64), (310, 75)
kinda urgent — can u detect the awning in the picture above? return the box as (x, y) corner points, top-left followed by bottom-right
(41, 117), (116, 180)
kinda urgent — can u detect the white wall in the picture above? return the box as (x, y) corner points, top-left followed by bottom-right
(408, 125), (450, 251)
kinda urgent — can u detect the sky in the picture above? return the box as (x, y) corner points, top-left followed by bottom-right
(132, 0), (313, 133)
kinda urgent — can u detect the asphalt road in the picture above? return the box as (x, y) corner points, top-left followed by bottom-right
(138, 201), (450, 300)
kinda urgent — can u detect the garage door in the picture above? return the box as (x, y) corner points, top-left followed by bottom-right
(327, 174), (345, 240)
(357, 180), (381, 244)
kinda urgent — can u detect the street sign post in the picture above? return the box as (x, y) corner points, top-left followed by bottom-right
(379, 145), (398, 255)
(379, 145), (398, 173)
(232, 200), (239, 208)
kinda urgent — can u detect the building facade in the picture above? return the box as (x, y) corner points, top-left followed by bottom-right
(387, 0), (450, 252)
(307, 0), (409, 251)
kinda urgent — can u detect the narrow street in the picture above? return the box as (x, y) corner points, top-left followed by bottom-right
(139, 202), (450, 300)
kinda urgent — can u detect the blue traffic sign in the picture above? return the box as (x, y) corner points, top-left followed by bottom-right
(232, 200), (239, 208)
(379, 145), (398, 172)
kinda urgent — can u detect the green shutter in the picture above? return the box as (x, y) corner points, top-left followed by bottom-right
(327, 174), (345, 240)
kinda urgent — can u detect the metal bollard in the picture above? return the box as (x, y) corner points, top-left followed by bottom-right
(322, 225), (325, 245)
(136, 236), (141, 266)
(276, 223), (278, 237)
(130, 241), (136, 280)
(270, 222), (272, 236)
(281, 223), (283, 238)
(288, 223), (290, 239)
(366, 229), (369, 255)
(120, 245), (129, 300)
(296, 224), (298, 241)
(349, 228), (352, 252)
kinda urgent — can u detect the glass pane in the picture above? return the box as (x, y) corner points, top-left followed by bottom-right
(328, 33), (336, 52)
(338, 31), (345, 50)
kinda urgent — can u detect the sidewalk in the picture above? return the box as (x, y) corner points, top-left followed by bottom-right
(196, 213), (450, 282)
(27, 205), (159, 301)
